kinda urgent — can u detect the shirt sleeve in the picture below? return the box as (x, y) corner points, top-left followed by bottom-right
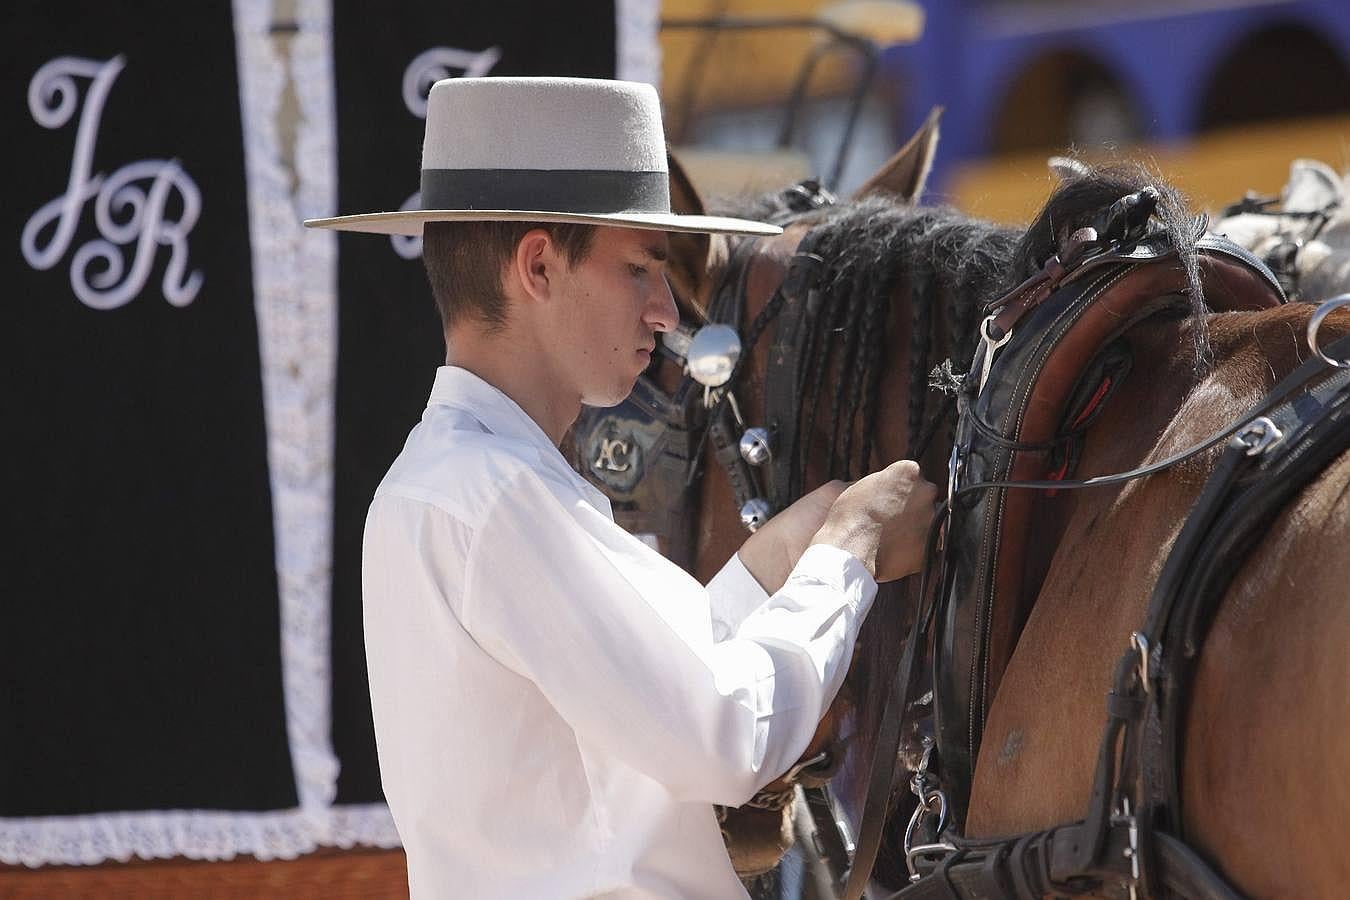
(462, 467), (877, 807)
(706, 551), (769, 641)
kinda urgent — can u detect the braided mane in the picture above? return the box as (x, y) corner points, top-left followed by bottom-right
(713, 160), (1205, 496)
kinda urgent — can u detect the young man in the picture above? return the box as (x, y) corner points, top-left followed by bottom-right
(307, 77), (937, 898)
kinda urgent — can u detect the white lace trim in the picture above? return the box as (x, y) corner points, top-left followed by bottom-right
(327, 804), (402, 850)
(616, 0), (662, 87)
(3, 0), (657, 867)
(276, 0), (342, 825)
(242, 0), (342, 824)
(0, 810), (321, 867)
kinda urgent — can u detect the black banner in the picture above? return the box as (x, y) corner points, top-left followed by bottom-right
(330, 0), (619, 804)
(0, 1), (293, 816)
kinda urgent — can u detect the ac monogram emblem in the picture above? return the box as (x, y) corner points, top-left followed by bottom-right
(594, 437), (633, 473)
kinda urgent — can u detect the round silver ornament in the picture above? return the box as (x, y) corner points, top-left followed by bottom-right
(738, 427), (773, 466)
(739, 497), (773, 532)
(686, 324), (742, 388)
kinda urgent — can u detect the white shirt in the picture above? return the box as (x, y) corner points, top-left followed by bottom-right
(363, 366), (877, 899)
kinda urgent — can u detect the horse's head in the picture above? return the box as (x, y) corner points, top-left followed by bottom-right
(663, 108), (952, 575)
(1206, 158), (1350, 302)
(665, 107), (944, 325)
(647, 113), (949, 878)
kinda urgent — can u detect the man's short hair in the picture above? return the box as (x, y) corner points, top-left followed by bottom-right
(423, 220), (597, 331)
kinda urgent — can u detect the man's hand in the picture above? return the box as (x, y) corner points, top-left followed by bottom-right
(737, 481), (847, 593)
(810, 459), (939, 582)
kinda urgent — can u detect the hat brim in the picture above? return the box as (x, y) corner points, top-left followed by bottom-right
(303, 208), (782, 237)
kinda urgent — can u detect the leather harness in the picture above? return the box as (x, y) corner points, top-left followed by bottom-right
(936, 207), (1286, 825)
(882, 329), (1350, 900)
(572, 182), (835, 565)
(848, 196), (1350, 899)
(574, 180), (1348, 898)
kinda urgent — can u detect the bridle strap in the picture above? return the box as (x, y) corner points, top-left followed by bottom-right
(843, 507), (949, 900)
(952, 332), (1350, 499)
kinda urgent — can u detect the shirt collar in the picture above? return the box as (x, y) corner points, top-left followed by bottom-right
(428, 366), (613, 513)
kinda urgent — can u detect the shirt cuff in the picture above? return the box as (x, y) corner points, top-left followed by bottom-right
(787, 544), (879, 614)
(707, 552), (771, 640)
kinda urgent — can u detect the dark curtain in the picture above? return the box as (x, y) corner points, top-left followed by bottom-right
(0, 0), (293, 815)
(330, 0), (619, 805)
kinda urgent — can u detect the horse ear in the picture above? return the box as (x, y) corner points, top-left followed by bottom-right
(852, 106), (941, 203)
(666, 148), (713, 318)
(1283, 159), (1342, 213)
(1048, 155), (1093, 183)
(668, 147), (707, 217)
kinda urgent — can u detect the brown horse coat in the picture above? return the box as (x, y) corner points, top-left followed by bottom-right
(666, 148), (1349, 894)
(970, 303), (1350, 898)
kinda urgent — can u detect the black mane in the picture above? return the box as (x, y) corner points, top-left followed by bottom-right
(1013, 161), (1208, 360)
(708, 165), (1205, 844)
(714, 191), (1020, 491)
(711, 160), (1205, 493)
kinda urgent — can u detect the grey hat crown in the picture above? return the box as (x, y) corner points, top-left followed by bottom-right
(422, 77), (667, 174)
(304, 76), (780, 237)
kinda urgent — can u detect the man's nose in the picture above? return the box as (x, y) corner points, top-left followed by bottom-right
(645, 276), (680, 333)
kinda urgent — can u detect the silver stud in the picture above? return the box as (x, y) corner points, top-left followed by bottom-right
(738, 427), (773, 466)
(686, 324), (742, 388)
(739, 498), (773, 532)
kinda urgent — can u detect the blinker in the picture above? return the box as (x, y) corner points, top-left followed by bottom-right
(686, 324), (742, 388)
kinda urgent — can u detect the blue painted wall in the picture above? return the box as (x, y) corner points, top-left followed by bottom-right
(879, 0), (1350, 190)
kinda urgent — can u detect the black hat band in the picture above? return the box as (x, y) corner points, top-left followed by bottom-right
(420, 168), (671, 215)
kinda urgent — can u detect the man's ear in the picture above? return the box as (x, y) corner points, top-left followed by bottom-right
(512, 228), (559, 304)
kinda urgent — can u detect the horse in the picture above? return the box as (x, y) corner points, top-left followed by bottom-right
(1206, 157), (1350, 303)
(639, 147), (1350, 896)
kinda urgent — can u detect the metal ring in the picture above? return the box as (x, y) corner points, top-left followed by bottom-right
(1130, 632), (1151, 695)
(1307, 294), (1350, 369)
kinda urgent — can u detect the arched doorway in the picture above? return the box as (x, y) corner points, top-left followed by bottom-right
(990, 49), (1143, 154)
(1198, 22), (1350, 130)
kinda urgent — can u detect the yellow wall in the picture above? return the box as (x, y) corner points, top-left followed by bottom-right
(946, 114), (1350, 225)
(660, 0), (921, 136)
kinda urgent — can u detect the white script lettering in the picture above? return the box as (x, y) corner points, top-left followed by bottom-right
(391, 46), (501, 260)
(21, 55), (204, 310)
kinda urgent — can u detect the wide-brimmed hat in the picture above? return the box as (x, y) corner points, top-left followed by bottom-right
(304, 77), (781, 237)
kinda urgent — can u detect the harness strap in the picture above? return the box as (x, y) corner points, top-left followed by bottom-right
(765, 251), (828, 511)
(707, 397), (764, 520)
(885, 818), (1247, 900)
(1139, 334), (1350, 841)
(843, 507), (949, 900)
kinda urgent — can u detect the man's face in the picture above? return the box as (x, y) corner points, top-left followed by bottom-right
(550, 226), (679, 407)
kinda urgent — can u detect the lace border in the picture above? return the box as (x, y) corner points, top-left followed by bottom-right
(237, 0), (341, 822)
(617, 0), (662, 87)
(0, 805), (398, 868)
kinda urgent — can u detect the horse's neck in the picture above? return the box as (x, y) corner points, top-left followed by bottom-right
(970, 303), (1349, 840)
